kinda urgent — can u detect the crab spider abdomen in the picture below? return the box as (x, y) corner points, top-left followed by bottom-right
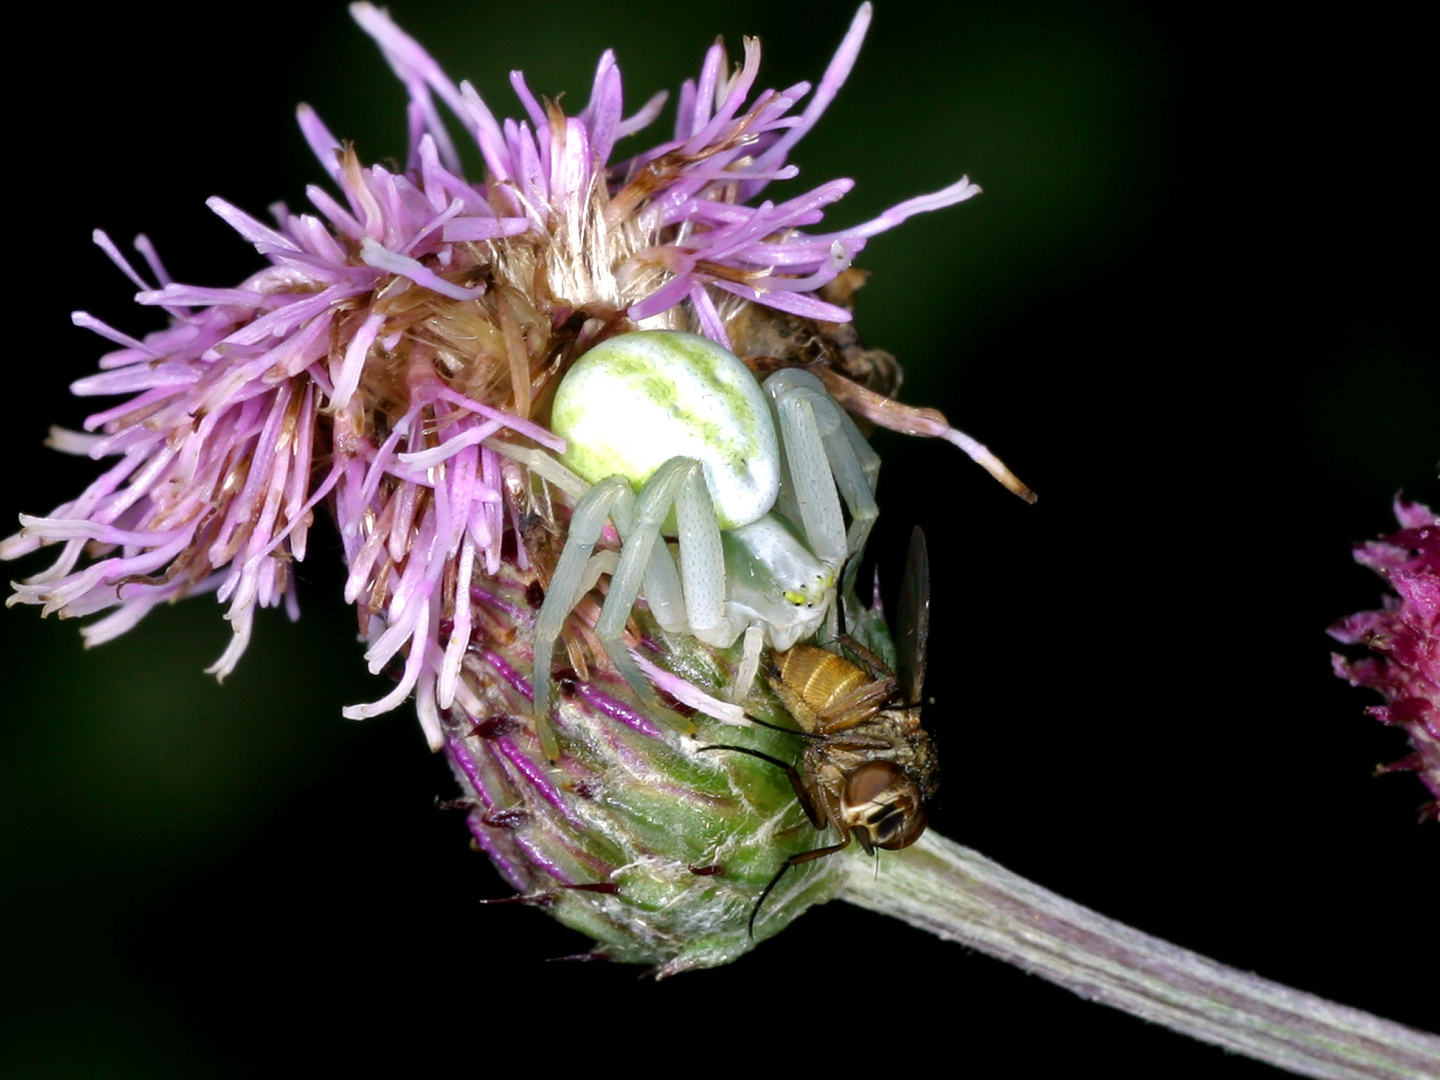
(551, 331), (781, 530)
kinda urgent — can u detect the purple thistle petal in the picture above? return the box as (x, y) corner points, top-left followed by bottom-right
(632, 653), (745, 726)
(745, 3), (873, 189)
(70, 312), (163, 359)
(358, 238), (486, 302)
(90, 230), (157, 294)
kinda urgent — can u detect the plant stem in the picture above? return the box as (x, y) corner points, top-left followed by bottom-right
(840, 832), (1439, 1079)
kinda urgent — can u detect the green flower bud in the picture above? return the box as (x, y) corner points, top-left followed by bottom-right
(443, 561), (852, 973)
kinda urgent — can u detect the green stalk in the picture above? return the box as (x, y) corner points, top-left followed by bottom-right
(842, 832), (1440, 1080)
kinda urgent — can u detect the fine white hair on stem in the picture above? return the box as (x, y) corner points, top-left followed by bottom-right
(843, 834), (1440, 1080)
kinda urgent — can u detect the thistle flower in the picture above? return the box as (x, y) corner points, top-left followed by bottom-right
(1, 2), (1007, 972)
(1329, 498), (1440, 820)
(6, 6), (1439, 1074)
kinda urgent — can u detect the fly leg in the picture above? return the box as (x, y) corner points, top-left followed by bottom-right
(748, 834), (852, 938)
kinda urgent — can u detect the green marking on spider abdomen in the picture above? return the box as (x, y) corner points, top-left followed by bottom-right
(552, 331), (781, 530)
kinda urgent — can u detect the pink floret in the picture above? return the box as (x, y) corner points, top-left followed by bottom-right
(1329, 498), (1440, 817)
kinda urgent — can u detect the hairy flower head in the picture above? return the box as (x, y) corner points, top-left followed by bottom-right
(2, 3), (1000, 968)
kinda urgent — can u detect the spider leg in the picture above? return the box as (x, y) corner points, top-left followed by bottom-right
(818, 398), (880, 606)
(636, 538), (686, 635)
(764, 370), (847, 569)
(670, 459), (726, 641)
(765, 369), (879, 616)
(730, 624), (765, 701)
(594, 456), (714, 721)
(532, 476), (636, 760)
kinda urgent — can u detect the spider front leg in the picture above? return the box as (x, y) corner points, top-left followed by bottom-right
(592, 456), (724, 714)
(531, 457), (718, 759)
(532, 475), (637, 760)
(763, 368), (880, 621)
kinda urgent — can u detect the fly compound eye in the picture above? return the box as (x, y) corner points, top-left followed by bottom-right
(886, 802), (928, 850)
(842, 761), (929, 851)
(845, 760), (904, 808)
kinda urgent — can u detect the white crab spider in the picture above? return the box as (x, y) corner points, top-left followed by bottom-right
(531, 330), (879, 757)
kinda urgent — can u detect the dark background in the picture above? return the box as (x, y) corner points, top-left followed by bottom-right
(3, 2), (1433, 1075)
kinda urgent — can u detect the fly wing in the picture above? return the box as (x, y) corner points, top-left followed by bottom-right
(816, 675), (901, 732)
(895, 526), (930, 704)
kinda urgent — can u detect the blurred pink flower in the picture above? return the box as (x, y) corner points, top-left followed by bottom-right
(1330, 498), (1440, 819)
